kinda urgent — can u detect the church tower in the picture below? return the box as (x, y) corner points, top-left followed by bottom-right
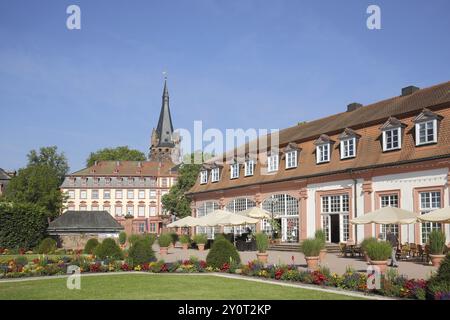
(149, 78), (179, 162)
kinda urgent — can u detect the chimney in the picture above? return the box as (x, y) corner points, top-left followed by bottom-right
(347, 102), (363, 112)
(401, 85), (420, 96)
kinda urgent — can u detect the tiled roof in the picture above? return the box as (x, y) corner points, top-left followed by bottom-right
(188, 81), (450, 195)
(47, 210), (124, 233)
(69, 160), (178, 177)
(0, 168), (11, 180)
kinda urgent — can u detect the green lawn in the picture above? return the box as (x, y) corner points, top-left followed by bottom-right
(0, 274), (365, 300)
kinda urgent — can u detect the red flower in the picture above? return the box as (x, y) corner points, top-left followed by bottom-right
(199, 260), (207, 269)
(311, 271), (328, 285)
(275, 268), (285, 280)
(160, 263), (168, 272)
(89, 263), (101, 272)
(220, 263), (230, 272)
(141, 263), (150, 271)
(121, 263), (131, 271)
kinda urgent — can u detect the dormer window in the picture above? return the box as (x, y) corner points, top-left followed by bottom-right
(317, 144), (330, 163)
(284, 143), (300, 169)
(230, 163), (239, 179)
(200, 170), (208, 184)
(285, 151), (297, 169)
(414, 109), (441, 146)
(338, 128), (360, 159)
(211, 167), (220, 182)
(315, 134), (333, 164)
(380, 117), (405, 151)
(267, 154), (279, 172)
(244, 159), (255, 176)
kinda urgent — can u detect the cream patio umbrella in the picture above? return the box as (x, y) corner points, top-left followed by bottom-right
(350, 206), (418, 243)
(417, 206), (450, 223)
(350, 206), (418, 225)
(195, 210), (258, 226)
(239, 207), (271, 219)
(167, 216), (199, 228)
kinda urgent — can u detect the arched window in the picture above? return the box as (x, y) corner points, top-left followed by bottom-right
(262, 194), (299, 243)
(225, 198), (256, 213)
(225, 198), (256, 235)
(262, 194), (298, 216)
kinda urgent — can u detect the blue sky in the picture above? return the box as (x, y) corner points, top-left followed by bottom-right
(0, 0), (449, 172)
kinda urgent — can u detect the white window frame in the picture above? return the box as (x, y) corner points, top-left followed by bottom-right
(200, 170), (208, 184)
(149, 189), (156, 198)
(382, 127), (401, 151)
(126, 206), (134, 216)
(244, 160), (254, 176)
(149, 206), (156, 216)
(80, 190), (87, 199)
(68, 190), (75, 199)
(211, 168), (220, 182)
(230, 163), (239, 179)
(419, 191), (442, 244)
(103, 190), (111, 199)
(115, 190), (123, 199)
(91, 189), (99, 199)
(268, 154), (279, 172)
(138, 206), (145, 217)
(115, 206), (123, 216)
(138, 190), (145, 199)
(127, 190), (134, 199)
(316, 144), (330, 163)
(285, 151), (297, 169)
(340, 138), (356, 159)
(415, 119), (437, 145)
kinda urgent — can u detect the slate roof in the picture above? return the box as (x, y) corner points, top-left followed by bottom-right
(48, 210), (124, 233)
(188, 81), (450, 195)
(0, 168), (11, 180)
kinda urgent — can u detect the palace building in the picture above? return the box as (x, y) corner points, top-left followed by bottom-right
(61, 79), (179, 235)
(187, 81), (450, 245)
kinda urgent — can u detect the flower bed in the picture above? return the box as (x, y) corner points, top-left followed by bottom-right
(0, 255), (447, 300)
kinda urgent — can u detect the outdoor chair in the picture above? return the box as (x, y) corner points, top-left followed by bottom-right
(339, 243), (347, 257)
(398, 244), (411, 260)
(409, 243), (418, 257)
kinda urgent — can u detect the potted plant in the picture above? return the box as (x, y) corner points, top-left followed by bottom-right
(179, 235), (190, 250)
(255, 232), (269, 263)
(193, 234), (207, 251)
(366, 240), (392, 273)
(169, 232), (178, 249)
(360, 237), (377, 263)
(314, 229), (327, 261)
(428, 230), (446, 267)
(158, 233), (172, 255)
(300, 238), (322, 270)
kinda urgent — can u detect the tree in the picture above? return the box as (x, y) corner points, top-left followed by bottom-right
(86, 146), (146, 167)
(3, 164), (66, 218)
(161, 153), (211, 218)
(27, 146), (69, 183)
(0, 201), (49, 250)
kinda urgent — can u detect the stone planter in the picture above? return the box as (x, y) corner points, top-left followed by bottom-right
(364, 252), (371, 263)
(430, 254), (446, 267)
(197, 244), (205, 251)
(169, 243), (174, 249)
(305, 256), (319, 271)
(256, 252), (268, 263)
(182, 243), (189, 250)
(370, 260), (388, 274)
(159, 247), (168, 255)
(319, 249), (327, 261)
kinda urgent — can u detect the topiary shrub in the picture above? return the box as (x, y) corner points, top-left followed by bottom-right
(84, 238), (99, 254)
(128, 239), (156, 265)
(300, 238), (322, 257)
(193, 234), (207, 245)
(158, 233), (172, 248)
(37, 237), (57, 254)
(428, 230), (446, 255)
(366, 241), (392, 261)
(255, 232), (269, 253)
(94, 238), (123, 260)
(141, 234), (157, 246)
(119, 232), (127, 246)
(128, 234), (141, 246)
(206, 238), (240, 268)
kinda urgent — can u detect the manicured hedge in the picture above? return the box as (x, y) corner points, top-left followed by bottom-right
(84, 238), (99, 254)
(128, 239), (156, 265)
(206, 238), (240, 268)
(94, 238), (123, 260)
(37, 237), (57, 254)
(0, 202), (48, 250)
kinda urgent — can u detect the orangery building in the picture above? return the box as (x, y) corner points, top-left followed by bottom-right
(187, 81), (450, 245)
